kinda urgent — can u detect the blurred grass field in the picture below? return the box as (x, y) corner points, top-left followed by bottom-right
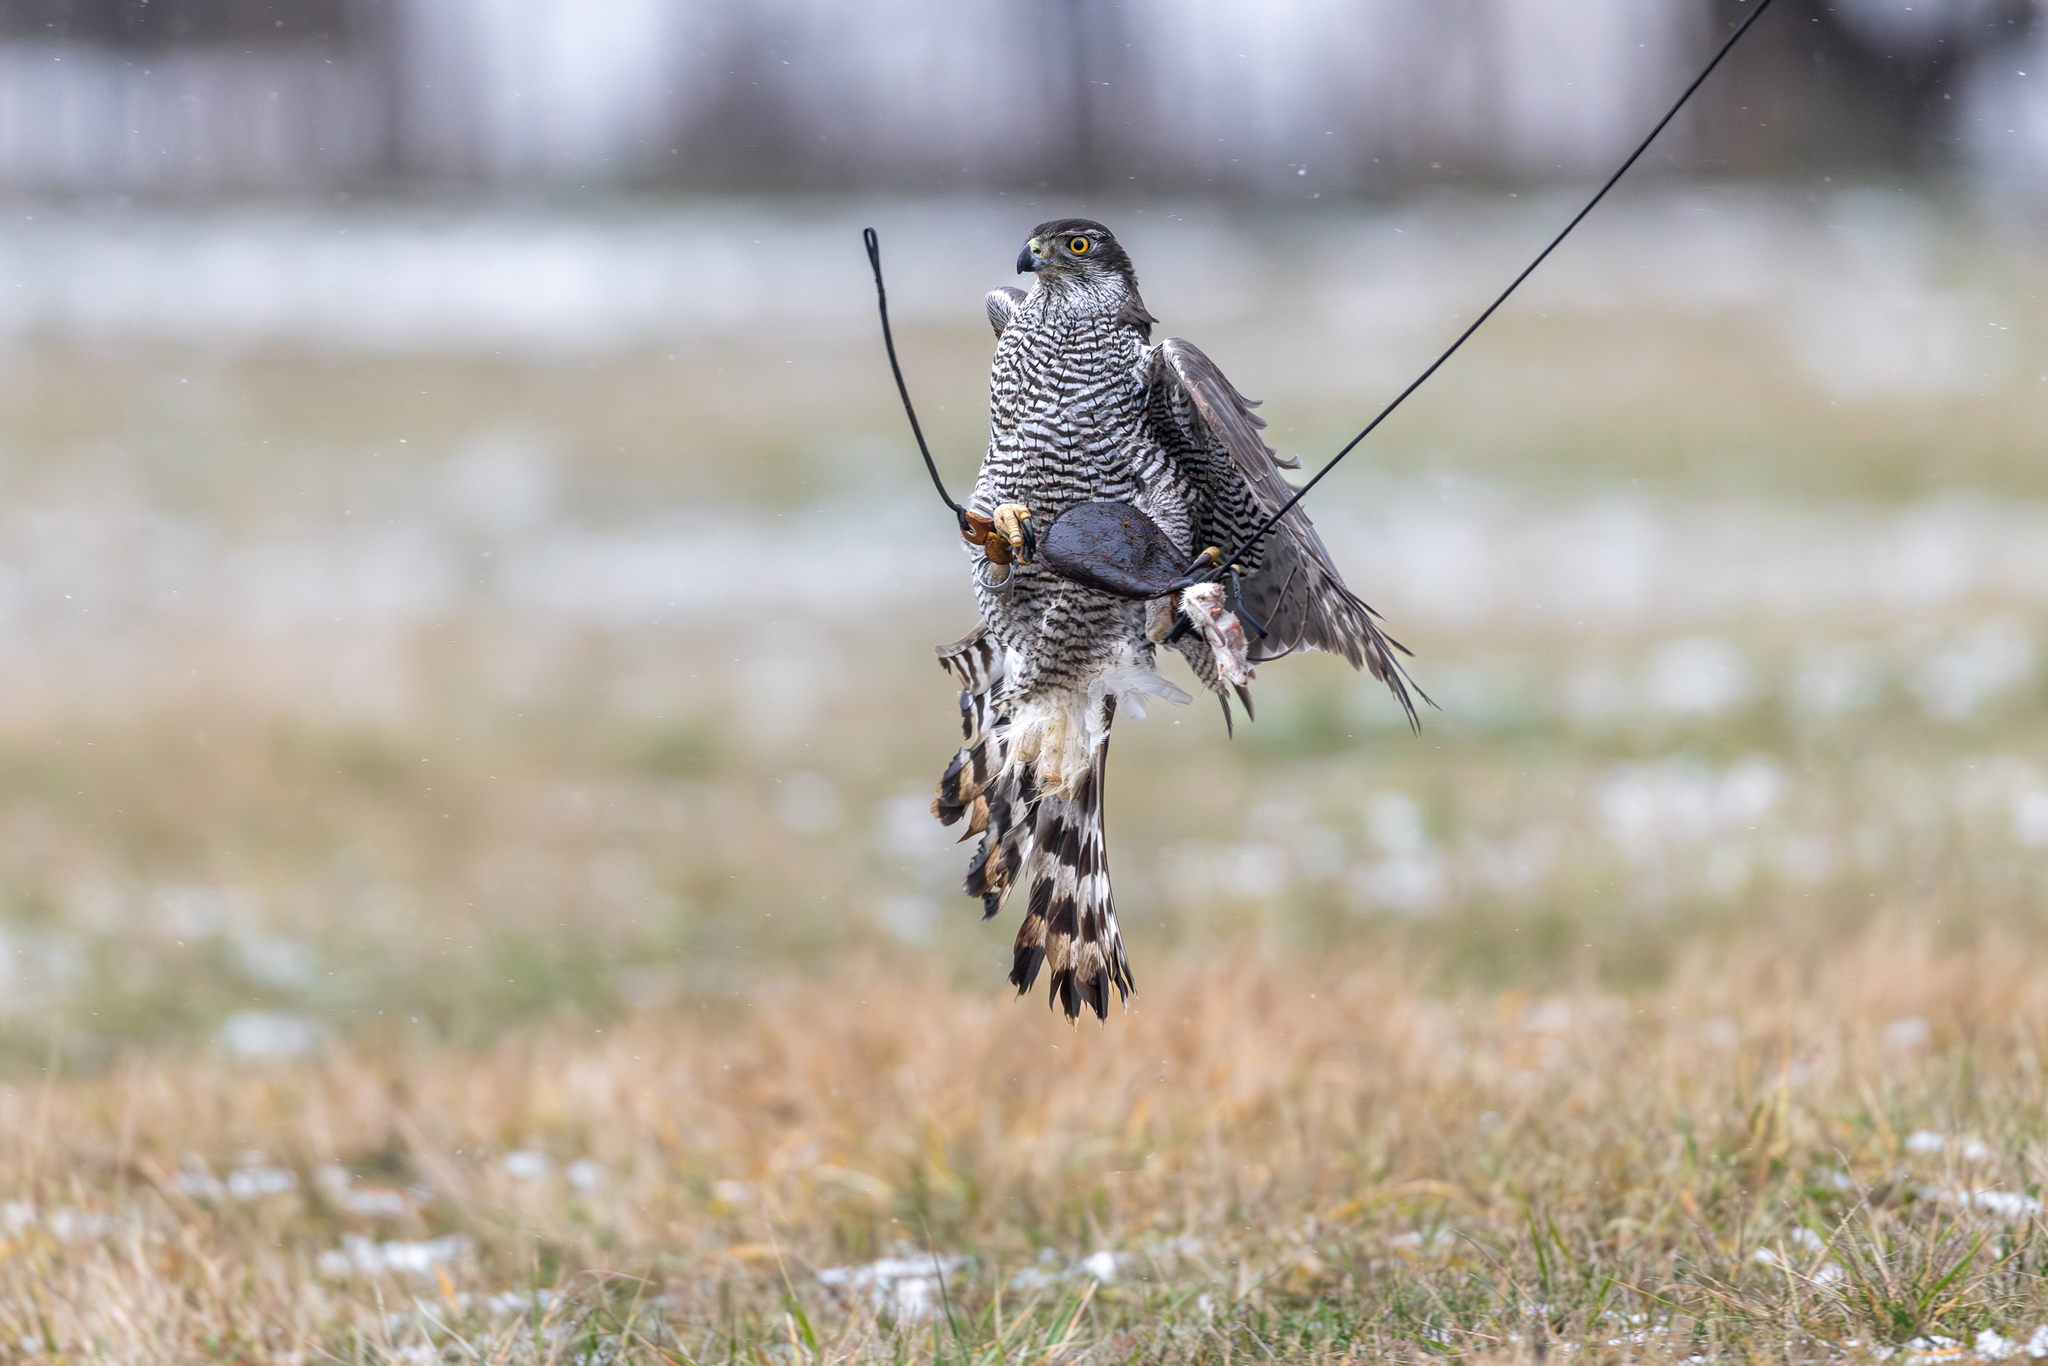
(0, 186), (2046, 1360)
(6, 941), (2048, 1363)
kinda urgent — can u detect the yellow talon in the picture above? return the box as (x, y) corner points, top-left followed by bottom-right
(993, 504), (1034, 560)
(993, 503), (1031, 546)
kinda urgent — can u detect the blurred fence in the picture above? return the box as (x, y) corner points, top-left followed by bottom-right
(0, 0), (2041, 194)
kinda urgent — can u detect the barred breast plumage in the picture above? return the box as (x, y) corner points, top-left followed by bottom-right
(931, 217), (1421, 1022)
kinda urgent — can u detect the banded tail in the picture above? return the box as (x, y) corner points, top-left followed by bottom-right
(934, 627), (1133, 1021)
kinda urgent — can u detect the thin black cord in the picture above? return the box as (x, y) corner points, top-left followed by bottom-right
(1219, 0), (1778, 571)
(864, 226), (971, 535)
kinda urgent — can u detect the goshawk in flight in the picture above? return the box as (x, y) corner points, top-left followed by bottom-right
(931, 218), (1418, 1021)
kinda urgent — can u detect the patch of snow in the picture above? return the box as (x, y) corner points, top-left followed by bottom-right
(1888, 1020), (1935, 1051)
(317, 1234), (472, 1278)
(502, 1150), (552, 1182)
(816, 1253), (965, 1322)
(217, 1010), (319, 1060)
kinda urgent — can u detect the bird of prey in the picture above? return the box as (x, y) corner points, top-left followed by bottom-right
(930, 218), (1418, 1021)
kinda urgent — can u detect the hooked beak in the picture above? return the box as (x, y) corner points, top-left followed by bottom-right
(1015, 237), (1047, 274)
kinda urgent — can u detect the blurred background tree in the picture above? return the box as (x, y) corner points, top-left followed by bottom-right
(0, 0), (2039, 196)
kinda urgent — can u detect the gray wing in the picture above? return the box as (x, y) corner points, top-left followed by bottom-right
(986, 287), (1026, 338)
(1152, 337), (1423, 725)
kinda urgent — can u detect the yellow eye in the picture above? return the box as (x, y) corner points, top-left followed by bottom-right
(1068, 236), (1090, 254)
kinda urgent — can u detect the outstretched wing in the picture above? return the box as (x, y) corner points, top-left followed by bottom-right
(1151, 337), (1423, 725)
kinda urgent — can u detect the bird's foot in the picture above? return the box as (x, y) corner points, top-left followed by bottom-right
(961, 504), (1034, 566)
(992, 504), (1036, 562)
(1162, 546), (1226, 597)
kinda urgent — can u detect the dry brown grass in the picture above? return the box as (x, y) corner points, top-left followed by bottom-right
(3, 929), (2046, 1363)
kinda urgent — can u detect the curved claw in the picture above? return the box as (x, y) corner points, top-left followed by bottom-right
(1159, 545), (1225, 596)
(1161, 567), (1222, 596)
(987, 501), (1032, 561)
(991, 503), (1035, 563)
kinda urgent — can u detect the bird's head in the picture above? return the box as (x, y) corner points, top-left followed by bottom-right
(1016, 218), (1136, 290)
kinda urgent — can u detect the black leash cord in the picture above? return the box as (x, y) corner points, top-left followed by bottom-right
(1220, 0), (1778, 571)
(864, 227), (972, 535)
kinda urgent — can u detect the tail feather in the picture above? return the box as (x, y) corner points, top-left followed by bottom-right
(936, 627), (1032, 920)
(934, 624), (1006, 699)
(933, 627), (1133, 1020)
(964, 755), (1032, 920)
(1008, 698), (1131, 1021)
(933, 627), (1007, 830)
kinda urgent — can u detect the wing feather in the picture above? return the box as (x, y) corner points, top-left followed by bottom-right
(1152, 338), (1424, 726)
(986, 287), (1026, 338)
